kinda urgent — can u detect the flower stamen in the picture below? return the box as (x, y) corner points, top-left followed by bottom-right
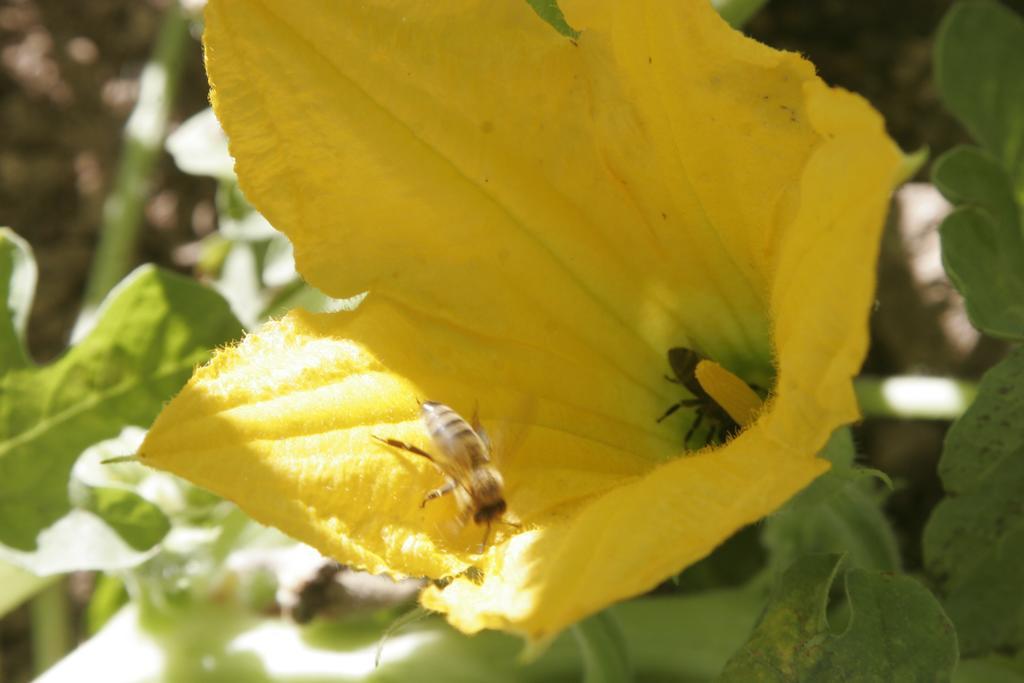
(658, 347), (766, 448)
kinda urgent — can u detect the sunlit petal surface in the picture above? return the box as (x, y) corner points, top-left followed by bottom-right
(141, 0), (903, 637)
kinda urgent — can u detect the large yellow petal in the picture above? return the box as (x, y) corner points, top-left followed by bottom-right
(769, 84), (902, 449)
(143, 0), (908, 637)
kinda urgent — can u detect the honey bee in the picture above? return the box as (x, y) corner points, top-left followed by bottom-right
(656, 347), (754, 448)
(373, 401), (513, 548)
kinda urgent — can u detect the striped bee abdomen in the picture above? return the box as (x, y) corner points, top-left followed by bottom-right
(421, 401), (488, 464)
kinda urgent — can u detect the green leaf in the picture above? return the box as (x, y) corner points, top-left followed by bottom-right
(78, 485), (171, 552)
(933, 1), (1024, 340)
(762, 429), (901, 574)
(0, 265), (241, 551)
(617, 587), (764, 681)
(935, 0), (1024, 195)
(0, 428), (170, 574)
(674, 525), (767, 593)
(934, 146), (1024, 340)
(0, 228), (38, 371)
(924, 347), (1024, 655)
(720, 555), (958, 682)
(955, 655), (1024, 683)
(525, 0), (579, 39)
(572, 611), (631, 683)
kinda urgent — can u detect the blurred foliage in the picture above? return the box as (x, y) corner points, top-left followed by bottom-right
(761, 430), (900, 575)
(934, 0), (1024, 340)
(720, 554), (957, 681)
(924, 348), (1024, 656)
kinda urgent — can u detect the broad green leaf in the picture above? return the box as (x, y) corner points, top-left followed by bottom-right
(934, 146), (1024, 340)
(0, 228), (37, 371)
(0, 265), (241, 551)
(935, 0), (1024, 195)
(762, 429), (900, 573)
(924, 348), (1024, 655)
(525, 0), (579, 39)
(720, 554), (958, 681)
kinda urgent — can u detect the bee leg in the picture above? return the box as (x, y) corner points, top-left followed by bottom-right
(712, 422), (726, 445)
(371, 435), (436, 462)
(479, 521), (492, 553)
(656, 401), (683, 423)
(684, 409), (705, 447)
(721, 420), (740, 444)
(421, 479), (457, 508)
(657, 398), (702, 423)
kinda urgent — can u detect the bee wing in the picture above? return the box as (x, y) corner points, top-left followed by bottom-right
(420, 424), (477, 487)
(471, 402), (492, 454)
(482, 392), (537, 467)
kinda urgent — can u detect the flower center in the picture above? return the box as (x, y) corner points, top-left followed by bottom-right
(657, 347), (767, 449)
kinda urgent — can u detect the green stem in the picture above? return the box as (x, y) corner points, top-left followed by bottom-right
(0, 559), (54, 619)
(572, 610), (633, 683)
(29, 579), (73, 675)
(76, 4), (191, 331)
(712, 0), (771, 27)
(855, 375), (978, 420)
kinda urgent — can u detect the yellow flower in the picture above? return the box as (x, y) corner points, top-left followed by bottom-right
(141, 0), (902, 638)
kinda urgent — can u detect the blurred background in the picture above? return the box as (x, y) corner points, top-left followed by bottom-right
(2, 0), (1022, 680)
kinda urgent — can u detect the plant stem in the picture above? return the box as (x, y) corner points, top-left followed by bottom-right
(572, 610), (633, 683)
(855, 375), (978, 420)
(29, 579), (73, 676)
(75, 3), (191, 336)
(712, 0), (771, 27)
(0, 559), (54, 618)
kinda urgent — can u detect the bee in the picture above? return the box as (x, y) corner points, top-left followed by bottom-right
(657, 347), (761, 448)
(373, 401), (512, 549)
